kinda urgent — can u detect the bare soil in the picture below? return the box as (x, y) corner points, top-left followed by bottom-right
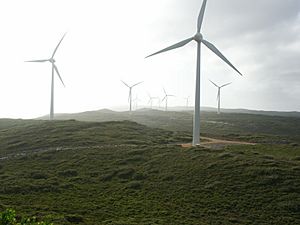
(180, 137), (256, 150)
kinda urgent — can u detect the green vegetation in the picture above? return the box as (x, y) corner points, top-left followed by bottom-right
(0, 209), (52, 225)
(48, 109), (300, 144)
(0, 111), (299, 224)
(0, 119), (189, 156)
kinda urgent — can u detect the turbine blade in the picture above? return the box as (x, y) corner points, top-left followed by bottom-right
(25, 59), (49, 63)
(209, 79), (219, 88)
(132, 81), (143, 88)
(221, 82), (232, 88)
(121, 80), (130, 88)
(145, 37), (193, 58)
(217, 90), (220, 101)
(53, 64), (65, 87)
(162, 96), (166, 102)
(202, 39), (243, 76)
(197, 0), (208, 32)
(52, 33), (66, 58)
(163, 88), (167, 96)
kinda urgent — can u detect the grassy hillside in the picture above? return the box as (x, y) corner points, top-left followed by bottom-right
(0, 119), (299, 224)
(199, 107), (300, 118)
(0, 119), (189, 156)
(42, 109), (300, 144)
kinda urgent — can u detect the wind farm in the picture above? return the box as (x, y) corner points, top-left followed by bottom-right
(0, 0), (299, 225)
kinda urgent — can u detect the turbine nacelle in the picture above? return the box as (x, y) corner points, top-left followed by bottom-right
(49, 58), (56, 63)
(194, 33), (203, 42)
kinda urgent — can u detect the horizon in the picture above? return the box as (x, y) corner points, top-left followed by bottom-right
(2, 105), (300, 120)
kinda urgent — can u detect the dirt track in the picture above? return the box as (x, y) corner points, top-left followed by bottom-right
(1, 138), (256, 161)
(181, 137), (256, 150)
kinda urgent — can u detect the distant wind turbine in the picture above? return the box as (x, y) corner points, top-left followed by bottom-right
(121, 81), (143, 112)
(148, 93), (158, 109)
(157, 97), (162, 108)
(184, 96), (190, 108)
(162, 88), (174, 111)
(133, 95), (141, 110)
(146, 0), (242, 145)
(209, 80), (231, 114)
(25, 34), (66, 120)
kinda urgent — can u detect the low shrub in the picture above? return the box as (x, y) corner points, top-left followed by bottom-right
(0, 209), (53, 225)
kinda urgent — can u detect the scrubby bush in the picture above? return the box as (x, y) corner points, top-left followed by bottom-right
(0, 209), (53, 225)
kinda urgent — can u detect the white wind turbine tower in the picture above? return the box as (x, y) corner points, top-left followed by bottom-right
(209, 80), (231, 114)
(146, 0), (242, 145)
(121, 81), (143, 112)
(162, 88), (174, 111)
(25, 34), (66, 121)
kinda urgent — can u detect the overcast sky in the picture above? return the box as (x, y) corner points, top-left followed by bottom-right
(0, 0), (299, 118)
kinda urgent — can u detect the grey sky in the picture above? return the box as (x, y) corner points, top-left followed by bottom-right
(0, 0), (299, 118)
(146, 0), (300, 111)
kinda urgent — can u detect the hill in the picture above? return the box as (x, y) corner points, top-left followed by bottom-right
(215, 108), (300, 118)
(110, 106), (300, 118)
(0, 119), (188, 156)
(39, 109), (300, 144)
(0, 119), (299, 224)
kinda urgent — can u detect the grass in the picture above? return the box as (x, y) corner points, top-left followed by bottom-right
(0, 119), (189, 156)
(0, 112), (299, 224)
(47, 109), (300, 144)
(1, 143), (299, 224)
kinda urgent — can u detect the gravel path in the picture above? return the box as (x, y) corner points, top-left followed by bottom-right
(181, 137), (256, 149)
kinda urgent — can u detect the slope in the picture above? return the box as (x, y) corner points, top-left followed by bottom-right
(0, 119), (299, 224)
(40, 109), (300, 144)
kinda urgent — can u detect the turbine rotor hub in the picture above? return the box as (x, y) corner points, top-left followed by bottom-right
(49, 58), (55, 63)
(194, 33), (203, 42)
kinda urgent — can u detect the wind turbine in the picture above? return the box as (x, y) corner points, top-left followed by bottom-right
(121, 81), (143, 112)
(209, 80), (231, 114)
(162, 88), (174, 111)
(146, 0), (242, 145)
(133, 95), (141, 110)
(157, 97), (162, 108)
(184, 96), (190, 108)
(148, 93), (158, 109)
(25, 34), (66, 120)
